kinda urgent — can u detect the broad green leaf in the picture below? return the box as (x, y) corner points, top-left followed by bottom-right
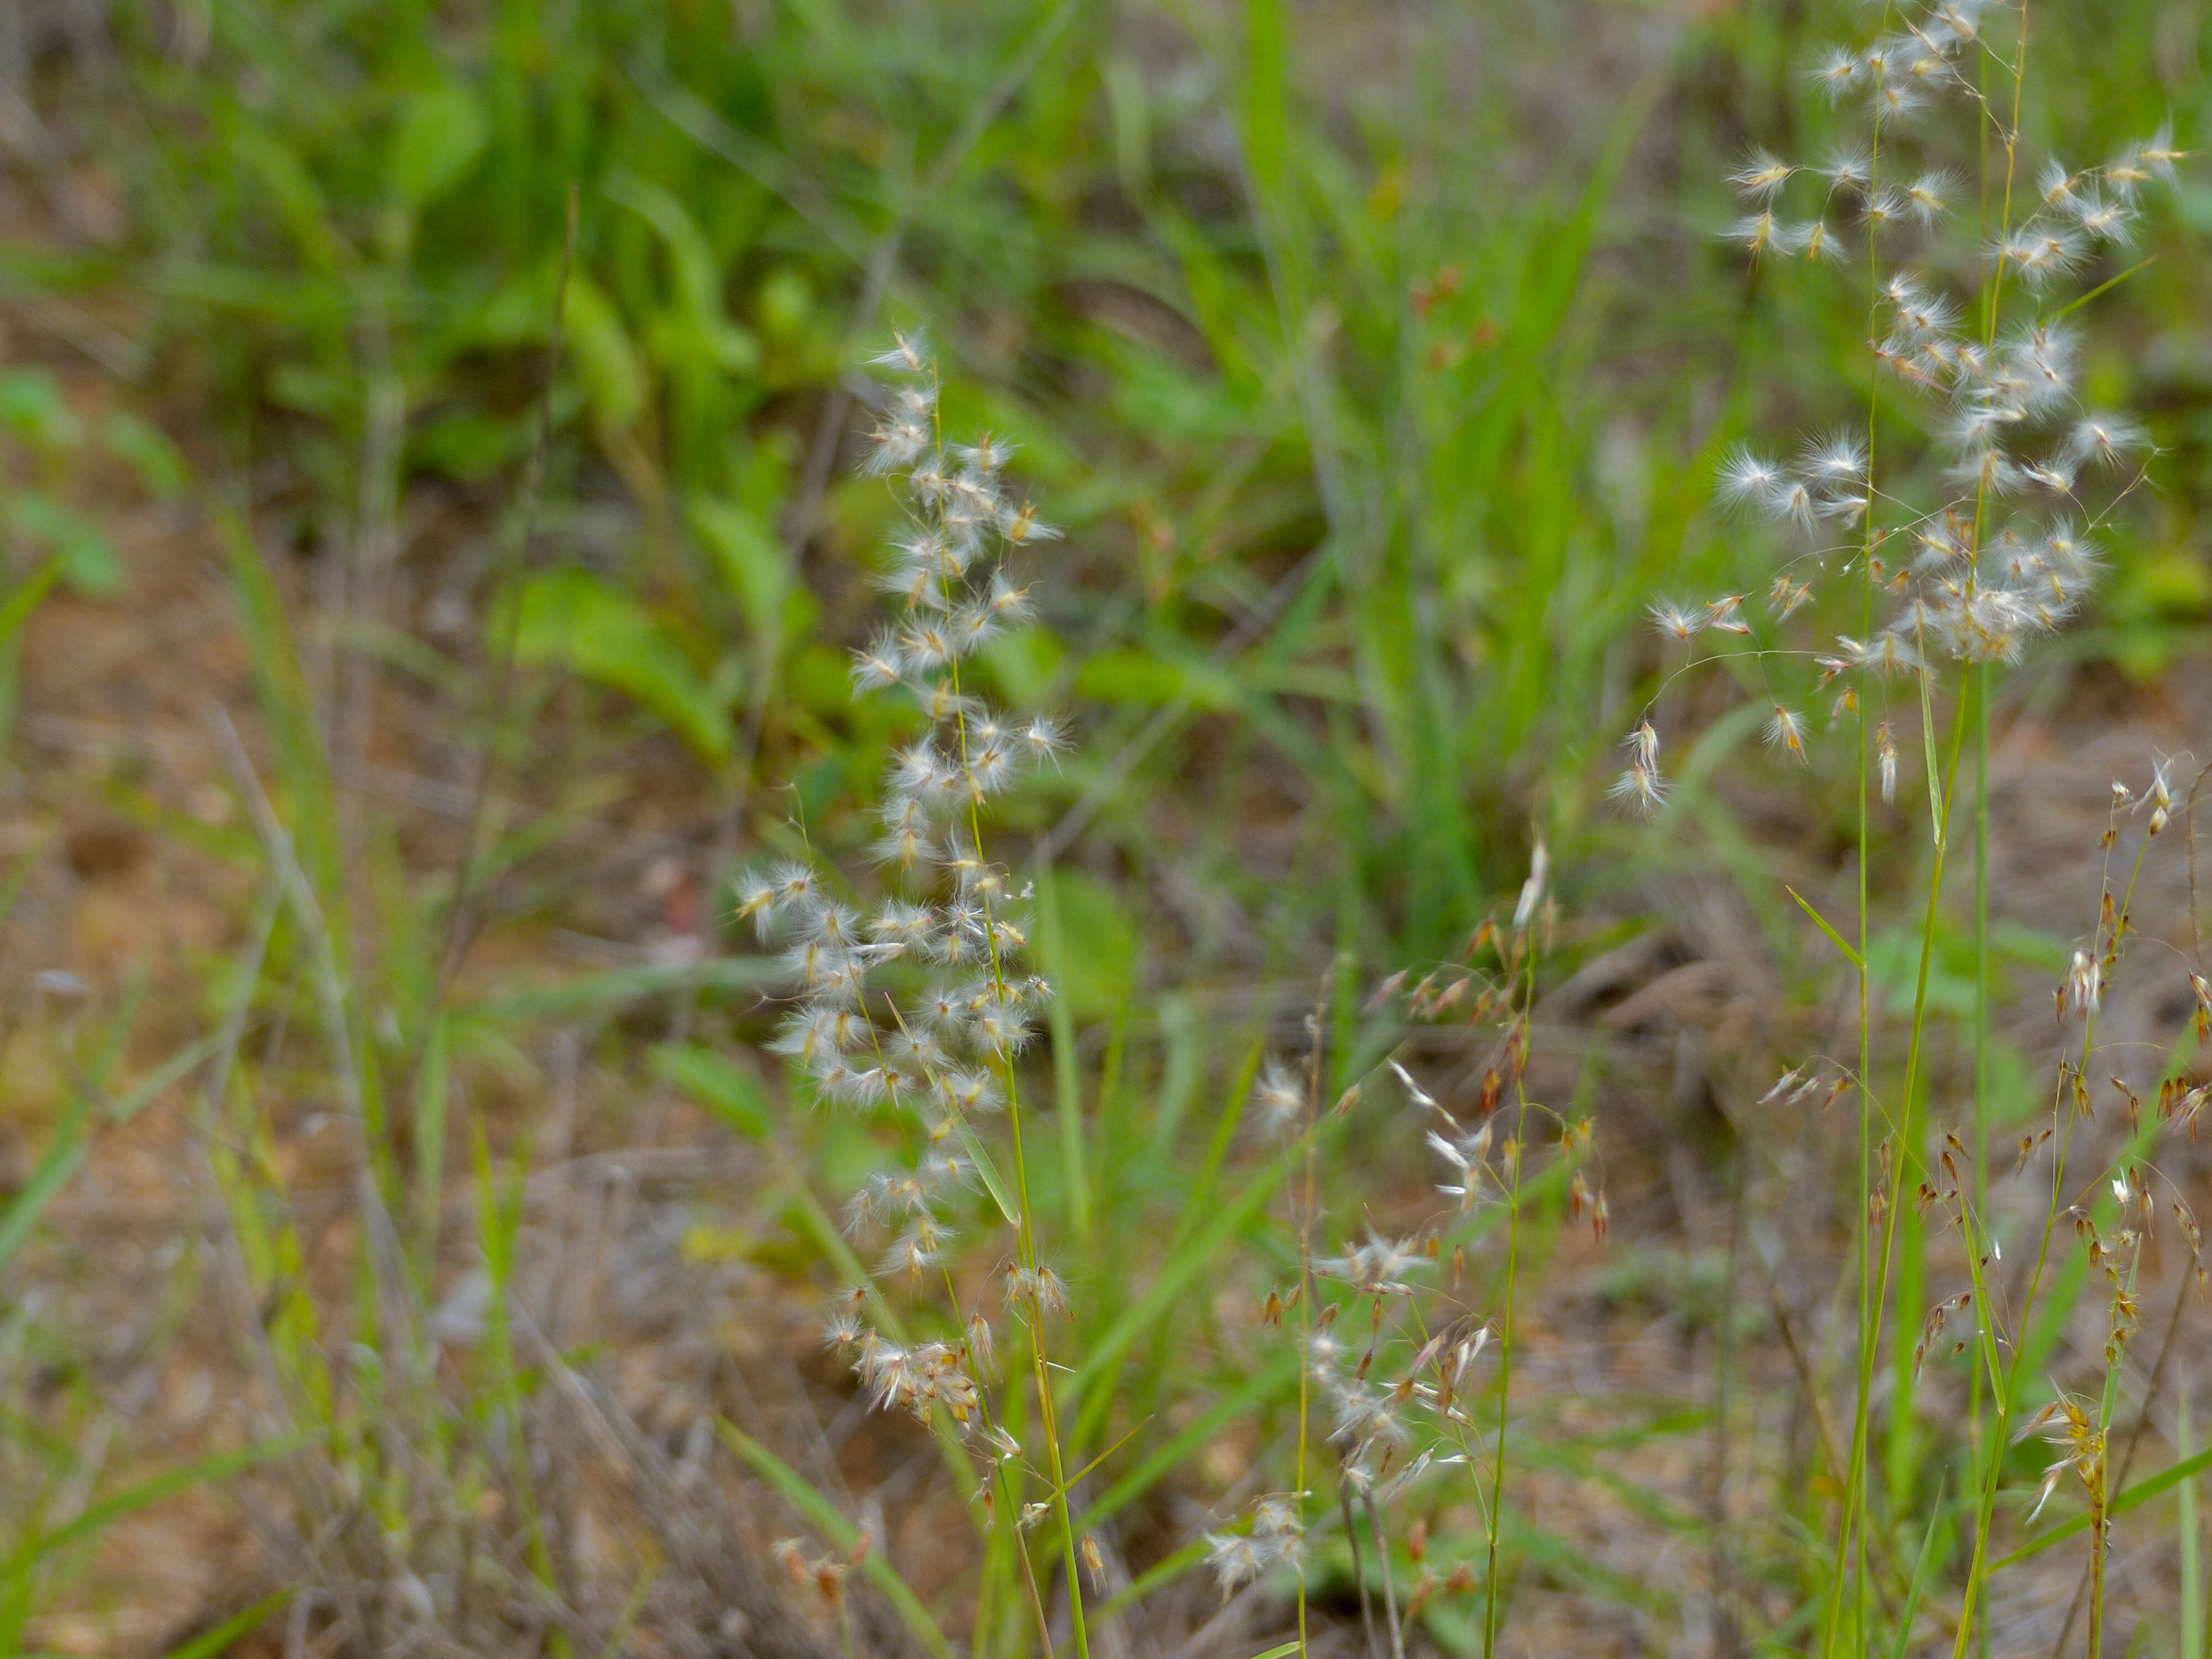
(0, 369), (80, 448)
(10, 496), (123, 596)
(388, 82), (489, 208)
(687, 495), (791, 640)
(99, 411), (188, 499)
(1075, 646), (1238, 711)
(1037, 867), (1136, 1023)
(650, 1043), (774, 1140)
(607, 174), (759, 374)
(561, 276), (646, 432)
(498, 568), (731, 763)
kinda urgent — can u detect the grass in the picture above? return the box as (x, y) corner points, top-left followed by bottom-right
(0, 0), (2208, 1655)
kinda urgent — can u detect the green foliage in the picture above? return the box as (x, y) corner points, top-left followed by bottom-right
(497, 566), (733, 763)
(0, 0), (2207, 1653)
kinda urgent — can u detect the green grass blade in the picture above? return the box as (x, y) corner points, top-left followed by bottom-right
(0, 1100), (89, 1279)
(2182, 1394), (2203, 1659)
(716, 1421), (956, 1659)
(160, 1590), (293, 1659)
(1786, 886), (1865, 971)
(3, 1434), (313, 1578)
(954, 1120), (1022, 1230)
(1918, 667), (1944, 847)
(1063, 1140), (1304, 1407)
(1992, 1442), (2212, 1571)
(1035, 856), (1092, 1249)
(1885, 1481), (1945, 1659)
(109, 1031), (229, 1124)
(1093, 1537), (1209, 1622)
(0, 557), (62, 649)
(2056, 257), (2156, 320)
(1076, 1345), (1301, 1533)
(414, 1009), (451, 1279)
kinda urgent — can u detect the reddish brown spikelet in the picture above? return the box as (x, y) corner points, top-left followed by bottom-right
(1406, 1574), (1441, 1623)
(1365, 968), (1408, 1012)
(1504, 1018), (1528, 1078)
(1081, 1532), (1107, 1592)
(2113, 1076), (2141, 1131)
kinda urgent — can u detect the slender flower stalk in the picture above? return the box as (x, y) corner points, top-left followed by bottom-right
(1612, 2), (2192, 1652)
(738, 332), (1092, 1653)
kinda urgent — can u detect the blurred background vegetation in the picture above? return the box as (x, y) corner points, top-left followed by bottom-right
(0, 0), (2208, 1652)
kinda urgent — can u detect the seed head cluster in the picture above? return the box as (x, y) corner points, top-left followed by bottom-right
(1209, 853), (1609, 1601)
(738, 333), (1071, 1430)
(1616, 0), (2184, 813)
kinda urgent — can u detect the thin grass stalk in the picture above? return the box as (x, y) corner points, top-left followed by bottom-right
(958, 639), (1091, 1659)
(1480, 938), (1536, 1659)
(1290, 983), (1327, 1659)
(917, 365), (1084, 1653)
(933, 1257), (1058, 1658)
(1339, 1475), (1380, 1659)
(1970, 17), (1999, 1623)
(1853, 676), (1973, 1619)
(1361, 1490), (1407, 1659)
(1950, 818), (2155, 1657)
(1824, 28), (1894, 1644)
(429, 184), (578, 1011)
(1951, 11), (2030, 1637)
(2184, 1390), (2205, 1659)
(1616, 6), (2176, 1653)
(2052, 1129), (2194, 1654)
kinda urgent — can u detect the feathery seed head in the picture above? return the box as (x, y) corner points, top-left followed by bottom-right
(867, 331), (930, 375)
(1717, 446), (1782, 510)
(1812, 48), (1863, 100)
(2062, 414), (2147, 473)
(1903, 170), (1955, 227)
(1729, 149), (1795, 201)
(1650, 599), (1704, 643)
(1254, 1061), (1307, 1133)
(1765, 704), (1810, 763)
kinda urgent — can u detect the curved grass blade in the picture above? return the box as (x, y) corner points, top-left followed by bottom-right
(1992, 1442), (2212, 1572)
(1787, 885), (1865, 971)
(716, 1420), (956, 1659)
(160, 1590), (292, 1659)
(3, 1434), (314, 1580)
